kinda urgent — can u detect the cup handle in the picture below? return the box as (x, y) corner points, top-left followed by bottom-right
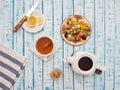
(95, 64), (106, 74)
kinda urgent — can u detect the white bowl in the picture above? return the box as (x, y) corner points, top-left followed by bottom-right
(60, 14), (92, 46)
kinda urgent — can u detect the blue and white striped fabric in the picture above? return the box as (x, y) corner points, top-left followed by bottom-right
(0, 44), (27, 90)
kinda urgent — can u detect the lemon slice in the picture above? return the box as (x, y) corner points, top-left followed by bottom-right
(38, 16), (43, 26)
(27, 15), (37, 27)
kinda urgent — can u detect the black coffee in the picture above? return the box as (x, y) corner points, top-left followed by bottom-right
(78, 57), (93, 71)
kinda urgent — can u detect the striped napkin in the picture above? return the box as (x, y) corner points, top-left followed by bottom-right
(0, 44), (27, 90)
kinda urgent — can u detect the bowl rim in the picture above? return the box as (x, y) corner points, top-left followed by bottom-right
(60, 14), (92, 46)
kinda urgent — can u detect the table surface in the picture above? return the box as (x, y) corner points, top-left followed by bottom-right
(0, 0), (120, 90)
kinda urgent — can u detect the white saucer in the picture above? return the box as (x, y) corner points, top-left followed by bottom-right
(22, 10), (45, 33)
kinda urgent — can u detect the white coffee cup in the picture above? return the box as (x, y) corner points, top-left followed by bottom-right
(31, 34), (55, 60)
(64, 51), (106, 76)
(34, 35), (55, 57)
(76, 53), (105, 76)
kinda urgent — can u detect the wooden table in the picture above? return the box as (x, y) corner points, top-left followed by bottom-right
(0, 0), (120, 90)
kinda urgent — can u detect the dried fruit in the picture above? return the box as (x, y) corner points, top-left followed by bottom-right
(76, 29), (80, 33)
(50, 68), (62, 80)
(74, 15), (83, 20)
(81, 35), (87, 40)
(75, 37), (79, 41)
(62, 24), (67, 33)
(64, 33), (68, 38)
(66, 30), (70, 34)
(70, 36), (75, 41)
(81, 20), (89, 27)
(80, 24), (87, 30)
(73, 30), (77, 34)
(61, 15), (92, 44)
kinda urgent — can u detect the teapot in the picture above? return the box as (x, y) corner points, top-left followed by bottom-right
(64, 51), (106, 76)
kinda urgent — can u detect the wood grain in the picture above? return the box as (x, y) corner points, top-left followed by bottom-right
(13, 0), (25, 90)
(0, 0), (4, 42)
(0, 0), (14, 90)
(63, 0), (74, 90)
(43, 0), (54, 90)
(33, 0), (43, 90)
(73, 0), (84, 90)
(115, 0), (120, 90)
(53, 0), (63, 90)
(95, 0), (105, 90)
(84, 0), (95, 90)
(0, 0), (120, 90)
(24, 0), (34, 90)
(105, 0), (115, 90)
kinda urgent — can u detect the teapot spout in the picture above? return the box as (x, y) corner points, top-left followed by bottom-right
(64, 57), (74, 64)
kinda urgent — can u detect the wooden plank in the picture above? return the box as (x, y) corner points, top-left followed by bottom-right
(63, 0), (74, 90)
(74, 0), (84, 16)
(0, 0), (14, 90)
(94, 0), (105, 90)
(33, 0), (43, 90)
(73, 0), (84, 90)
(104, 0), (115, 90)
(0, 0), (4, 42)
(24, 0), (34, 90)
(53, 0), (63, 90)
(0, 0), (14, 48)
(13, 0), (25, 90)
(84, 0), (95, 90)
(43, 0), (54, 90)
(114, 0), (120, 89)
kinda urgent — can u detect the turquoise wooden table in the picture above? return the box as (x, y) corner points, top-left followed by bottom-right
(0, 0), (120, 90)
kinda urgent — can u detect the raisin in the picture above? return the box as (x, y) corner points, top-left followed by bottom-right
(64, 33), (68, 38)
(67, 21), (69, 25)
(81, 35), (87, 40)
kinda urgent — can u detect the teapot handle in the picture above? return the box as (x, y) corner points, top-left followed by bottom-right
(95, 64), (106, 74)
(63, 57), (74, 64)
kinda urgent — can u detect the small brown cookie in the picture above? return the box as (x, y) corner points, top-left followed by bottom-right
(50, 68), (62, 80)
